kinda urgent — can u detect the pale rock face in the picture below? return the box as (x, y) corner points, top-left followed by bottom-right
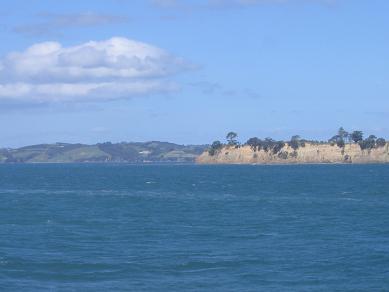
(196, 143), (389, 164)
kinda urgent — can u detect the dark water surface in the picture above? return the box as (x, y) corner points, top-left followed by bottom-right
(1, 164), (389, 291)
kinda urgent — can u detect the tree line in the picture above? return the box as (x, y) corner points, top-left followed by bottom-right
(328, 127), (386, 150)
(208, 128), (387, 156)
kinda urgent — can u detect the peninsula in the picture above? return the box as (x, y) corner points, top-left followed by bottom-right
(197, 128), (389, 164)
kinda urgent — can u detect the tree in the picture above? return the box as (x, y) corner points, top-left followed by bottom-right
(338, 127), (349, 142)
(246, 137), (260, 152)
(208, 140), (223, 156)
(328, 133), (345, 149)
(359, 135), (376, 150)
(376, 138), (386, 148)
(263, 137), (275, 152)
(226, 132), (238, 146)
(351, 131), (363, 143)
(289, 135), (301, 150)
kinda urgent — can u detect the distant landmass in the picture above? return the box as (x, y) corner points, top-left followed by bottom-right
(2, 128), (388, 164)
(197, 128), (389, 164)
(0, 142), (207, 163)
(197, 142), (389, 164)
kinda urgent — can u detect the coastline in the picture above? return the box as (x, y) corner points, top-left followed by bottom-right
(196, 143), (389, 165)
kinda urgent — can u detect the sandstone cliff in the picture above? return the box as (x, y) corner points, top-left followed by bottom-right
(196, 143), (389, 164)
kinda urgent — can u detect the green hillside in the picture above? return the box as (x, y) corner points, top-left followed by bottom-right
(0, 142), (207, 163)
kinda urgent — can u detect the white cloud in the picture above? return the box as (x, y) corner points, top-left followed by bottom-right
(0, 37), (188, 103)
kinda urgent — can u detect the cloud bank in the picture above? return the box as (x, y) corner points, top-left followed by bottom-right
(0, 37), (188, 103)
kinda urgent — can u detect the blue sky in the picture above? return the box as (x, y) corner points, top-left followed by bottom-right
(0, 0), (388, 147)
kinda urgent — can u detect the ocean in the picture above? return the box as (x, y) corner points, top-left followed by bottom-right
(1, 164), (389, 291)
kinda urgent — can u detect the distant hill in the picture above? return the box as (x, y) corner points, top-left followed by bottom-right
(0, 142), (207, 163)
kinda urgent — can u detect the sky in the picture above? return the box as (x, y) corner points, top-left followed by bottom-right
(0, 0), (388, 147)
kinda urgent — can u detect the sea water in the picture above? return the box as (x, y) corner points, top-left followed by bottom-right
(1, 164), (389, 291)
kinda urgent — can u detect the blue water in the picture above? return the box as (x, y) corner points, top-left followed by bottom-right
(1, 164), (389, 291)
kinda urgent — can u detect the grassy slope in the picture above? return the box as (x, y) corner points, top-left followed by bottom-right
(0, 142), (207, 163)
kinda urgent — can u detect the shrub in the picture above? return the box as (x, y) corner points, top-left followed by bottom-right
(262, 138), (275, 152)
(376, 138), (386, 148)
(278, 151), (288, 159)
(208, 140), (223, 156)
(272, 141), (285, 154)
(337, 139), (345, 148)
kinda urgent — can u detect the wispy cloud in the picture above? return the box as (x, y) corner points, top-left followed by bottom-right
(0, 37), (191, 104)
(188, 81), (261, 99)
(152, 0), (337, 10)
(13, 12), (128, 37)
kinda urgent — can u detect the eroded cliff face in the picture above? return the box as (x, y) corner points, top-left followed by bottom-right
(196, 143), (389, 164)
